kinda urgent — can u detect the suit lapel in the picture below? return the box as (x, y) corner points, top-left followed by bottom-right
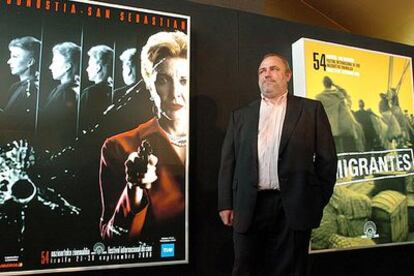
(248, 99), (261, 176)
(279, 94), (303, 155)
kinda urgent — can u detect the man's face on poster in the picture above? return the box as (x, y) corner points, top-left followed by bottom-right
(7, 46), (33, 76)
(154, 56), (189, 121)
(49, 52), (69, 81)
(122, 59), (137, 86)
(86, 56), (100, 82)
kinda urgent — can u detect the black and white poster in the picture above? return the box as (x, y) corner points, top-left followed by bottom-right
(0, 0), (190, 274)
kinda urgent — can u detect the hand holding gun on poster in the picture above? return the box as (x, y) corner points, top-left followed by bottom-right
(124, 140), (158, 207)
(100, 140), (159, 239)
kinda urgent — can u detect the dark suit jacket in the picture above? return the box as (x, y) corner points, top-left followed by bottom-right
(2, 77), (37, 133)
(80, 81), (112, 130)
(218, 94), (337, 233)
(41, 81), (79, 146)
(110, 81), (153, 133)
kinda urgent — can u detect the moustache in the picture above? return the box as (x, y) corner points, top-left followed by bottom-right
(262, 79), (276, 84)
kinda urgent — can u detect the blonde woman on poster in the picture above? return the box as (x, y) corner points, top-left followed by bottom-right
(99, 32), (188, 251)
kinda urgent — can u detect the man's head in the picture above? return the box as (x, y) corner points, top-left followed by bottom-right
(141, 31), (188, 119)
(258, 53), (292, 99)
(7, 36), (41, 78)
(323, 76), (333, 88)
(358, 99), (365, 110)
(119, 48), (138, 86)
(86, 45), (113, 84)
(49, 42), (81, 81)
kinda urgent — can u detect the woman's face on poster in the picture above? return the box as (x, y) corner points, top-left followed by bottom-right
(7, 46), (33, 76)
(49, 51), (69, 80)
(122, 59), (137, 86)
(153, 56), (189, 121)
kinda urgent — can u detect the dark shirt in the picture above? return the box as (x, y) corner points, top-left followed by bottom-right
(1, 77), (38, 135)
(354, 108), (378, 150)
(80, 81), (112, 130)
(40, 81), (79, 148)
(379, 98), (390, 113)
(110, 82), (153, 133)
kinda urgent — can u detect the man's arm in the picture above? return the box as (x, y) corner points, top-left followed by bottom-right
(218, 112), (236, 225)
(314, 102), (338, 206)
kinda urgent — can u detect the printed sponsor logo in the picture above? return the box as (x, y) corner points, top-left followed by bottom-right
(160, 243), (175, 258)
(362, 221), (379, 239)
(0, 262), (22, 268)
(93, 242), (106, 255)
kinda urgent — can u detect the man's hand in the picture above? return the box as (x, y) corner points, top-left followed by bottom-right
(219, 209), (234, 226)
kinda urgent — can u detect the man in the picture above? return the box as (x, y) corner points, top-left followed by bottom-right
(80, 45), (113, 130)
(354, 99), (380, 151)
(2, 36), (40, 133)
(218, 53), (337, 275)
(315, 76), (363, 153)
(379, 92), (401, 146)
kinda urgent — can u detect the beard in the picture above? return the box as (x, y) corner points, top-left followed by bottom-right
(259, 81), (282, 98)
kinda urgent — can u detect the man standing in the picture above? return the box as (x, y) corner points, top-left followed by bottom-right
(218, 53), (337, 275)
(315, 76), (362, 153)
(354, 99), (380, 151)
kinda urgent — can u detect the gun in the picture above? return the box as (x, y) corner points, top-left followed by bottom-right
(125, 140), (153, 188)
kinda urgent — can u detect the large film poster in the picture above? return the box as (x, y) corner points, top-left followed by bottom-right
(0, 0), (189, 274)
(293, 38), (414, 252)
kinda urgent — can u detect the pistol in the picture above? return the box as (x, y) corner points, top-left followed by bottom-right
(137, 140), (152, 167)
(125, 140), (153, 187)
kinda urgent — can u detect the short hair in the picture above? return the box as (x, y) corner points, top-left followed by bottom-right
(323, 76), (333, 88)
(120, 48), (137, 62)
(141, 31), (188, 86)
(88, 45), (113, 71)
(120, 48), (138, 68)
(53, 42), (81, 75)
(9, 36), (41, 67)
(260, 53), (291, 73)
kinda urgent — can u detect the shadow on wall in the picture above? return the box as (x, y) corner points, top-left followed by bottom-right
(190, 94), (233, 276)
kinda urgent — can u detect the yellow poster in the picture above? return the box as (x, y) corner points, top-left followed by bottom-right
(293, 38), (414, 252)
